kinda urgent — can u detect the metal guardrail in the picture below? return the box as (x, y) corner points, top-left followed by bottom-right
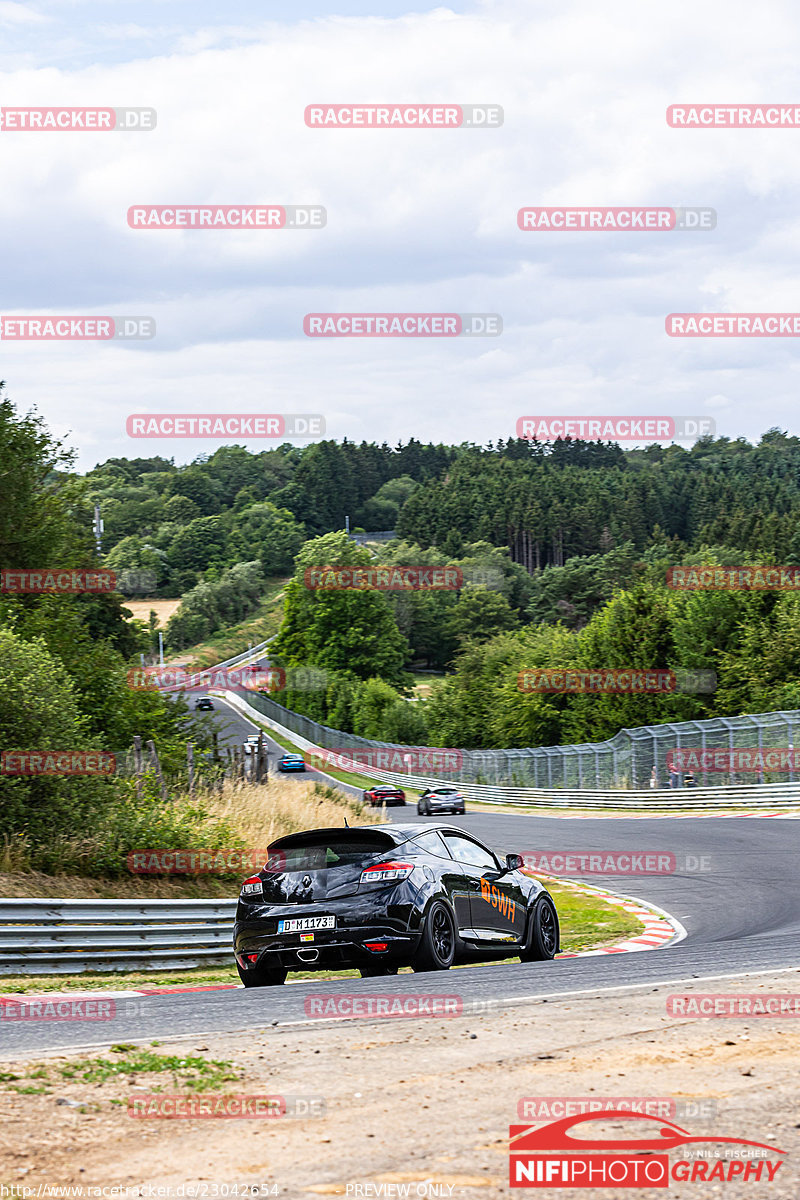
(159, 638), (274, 693)
(243, 690), (800, 792)
(349, 531), (396, 544)
(213, 638), (274, 671)
(0, 898), (237, 975)
(219, 690), (800, 813)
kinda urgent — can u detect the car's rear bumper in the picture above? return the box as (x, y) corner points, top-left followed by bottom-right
(235, 930), (418, 971)
(234, 891), (423, 971)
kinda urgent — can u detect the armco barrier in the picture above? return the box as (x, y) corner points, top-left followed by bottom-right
(159, 638), (274, 693)
(158, 644), (800, 790)
(215, 689), (800, 813)
(0, 898), (237, 974)
(0, 888), (684, 977)
(239, 689), (800, 791)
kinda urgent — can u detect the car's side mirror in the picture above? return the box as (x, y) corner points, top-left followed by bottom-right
(483, 853), (524, 882)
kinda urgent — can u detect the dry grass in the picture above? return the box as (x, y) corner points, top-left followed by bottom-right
(0, 834), (29, 875)
(0, 871), (239, 900)
(200, 777), (386, 846)
(0, 780), (385, 898)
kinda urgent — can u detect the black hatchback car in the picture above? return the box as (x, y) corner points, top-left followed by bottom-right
(233, 823), (559, 986)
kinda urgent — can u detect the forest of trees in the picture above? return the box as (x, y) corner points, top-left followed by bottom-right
(265, 531), (800, 748)
(396, 431), (800, 568)
(0, 385), (215, 858)
(82, 429), (800, 607)
(85, 439), (456, 597)
(8, 371), (800, 772)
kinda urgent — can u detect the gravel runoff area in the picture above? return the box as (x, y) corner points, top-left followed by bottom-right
(1, 968), (799, 1199)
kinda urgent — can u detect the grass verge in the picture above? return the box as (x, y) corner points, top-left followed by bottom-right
(173, 578), (289, 672)
(0, 1044), (241, 1101)
(0, 779), (383, 894)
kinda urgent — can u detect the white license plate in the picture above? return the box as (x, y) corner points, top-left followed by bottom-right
(277, 915), (335, 933)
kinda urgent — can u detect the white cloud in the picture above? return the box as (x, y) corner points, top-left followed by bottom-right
(0, 1), (47, 24)
(2, 0), (800, 466)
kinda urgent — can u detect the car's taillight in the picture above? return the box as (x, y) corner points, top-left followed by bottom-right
(240, 876), (263, 896)
(359, 861), (414, 885)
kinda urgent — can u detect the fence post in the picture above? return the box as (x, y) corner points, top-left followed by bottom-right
(133, 735), (143, 800)
(187, 743), (194, 797)
(787, 714), (795, 783)
(256, 734), (268, 784)
(146, 739), (168, 802)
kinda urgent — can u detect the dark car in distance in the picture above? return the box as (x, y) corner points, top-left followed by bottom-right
(233, 823), (559, 986)
(418, 786), (466, 816)
(363, 784), (406, 807)
(194, 697), (214, 711)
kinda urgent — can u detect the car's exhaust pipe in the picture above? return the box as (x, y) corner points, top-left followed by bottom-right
(296, 948), (319, 962)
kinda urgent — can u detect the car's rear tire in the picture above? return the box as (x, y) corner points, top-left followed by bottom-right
(359, 964), (400, 977)
(412, 901), (456, 972)
(417, 800), (430, 815)
(236, 960), (288, 988)
(519, 895), (559, 961)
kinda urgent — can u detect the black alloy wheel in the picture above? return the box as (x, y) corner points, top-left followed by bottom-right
(412, 900), (456, 972)
(519, 895), (559, 961)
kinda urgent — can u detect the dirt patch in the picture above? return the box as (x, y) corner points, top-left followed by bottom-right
(122, 599), (182, 627)
(1, 970), (798, 1197)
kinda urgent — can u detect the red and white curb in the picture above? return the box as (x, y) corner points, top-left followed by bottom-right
(0, 882), (684, 1006)
(532, 874), (686, 958)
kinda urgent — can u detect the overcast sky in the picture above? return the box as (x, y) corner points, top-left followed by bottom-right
(2, 0), (800, 470)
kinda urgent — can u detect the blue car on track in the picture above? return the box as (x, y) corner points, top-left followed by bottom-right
(277, 753), (307, 773)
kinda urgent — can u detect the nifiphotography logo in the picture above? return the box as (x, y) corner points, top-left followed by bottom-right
(509, 1111), (786, 1188)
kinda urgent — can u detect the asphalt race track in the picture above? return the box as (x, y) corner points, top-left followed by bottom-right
(3, 803), (800, 1057)
(202, 691), (362, 798)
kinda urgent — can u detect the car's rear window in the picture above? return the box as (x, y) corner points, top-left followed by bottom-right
(411, 830), (452, 858)
(268, 830), (396, 870)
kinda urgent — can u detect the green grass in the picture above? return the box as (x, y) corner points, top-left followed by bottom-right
(259, 722), (424, 795)
(0, 1047), (241, 1098)
(56, 1048), (239, 1090)
(179, 578), (289, 671)
(544, 880), (641, 951)
(408, 672), (447, 696)
(0, 964), (358, 993)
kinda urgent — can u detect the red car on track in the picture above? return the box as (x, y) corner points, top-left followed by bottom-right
(362, 784), (406, 807)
